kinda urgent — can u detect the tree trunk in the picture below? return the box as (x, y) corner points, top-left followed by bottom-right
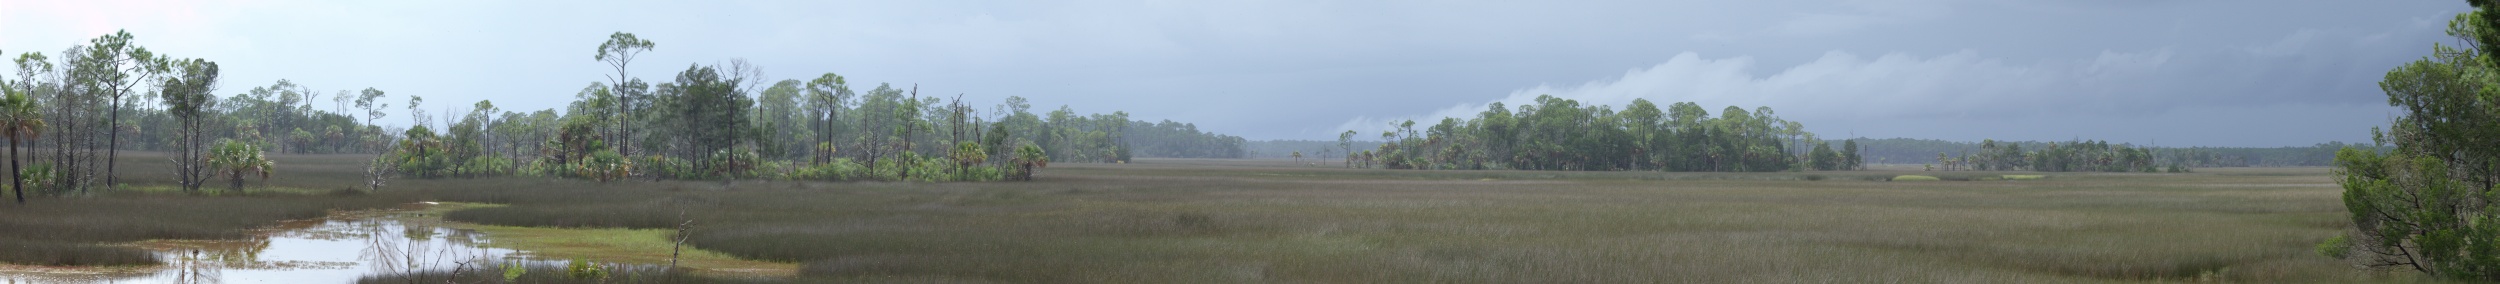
(187, 120), (202, 191)
(51, 112), (71, 192)
(106, 100), (120, 190)
(12, 137), (22, 204)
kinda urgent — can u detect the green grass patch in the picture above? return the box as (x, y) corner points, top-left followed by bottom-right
(445, 221), (798, 277)
(1891, 175), (1942, 181)
(411, 202), (795, 277)
(2002, 175), (2046, 180)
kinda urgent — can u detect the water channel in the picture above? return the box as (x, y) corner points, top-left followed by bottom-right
(1, 204), (562, 283)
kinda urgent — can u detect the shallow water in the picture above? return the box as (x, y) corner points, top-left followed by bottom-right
(1, 208), (555, 283)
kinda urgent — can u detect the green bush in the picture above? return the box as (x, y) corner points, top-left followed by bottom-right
(576, 150), (632, 182)
(2315, 234), (2351, 259)
(565, 258), (608, 280)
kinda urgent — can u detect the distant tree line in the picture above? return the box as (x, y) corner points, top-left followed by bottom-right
(0, 31), (1252, 201)
(1851, 138), (2370, 168)
(1246, 140), (1384, 160)
(1924, 139), (2181, 173)
(1123, 120), (1246, 159)
(1340, 95), (1858, 172)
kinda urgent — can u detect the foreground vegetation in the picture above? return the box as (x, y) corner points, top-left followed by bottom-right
(2322, 1), (2500, 280)
(0, 152), (2426, 282)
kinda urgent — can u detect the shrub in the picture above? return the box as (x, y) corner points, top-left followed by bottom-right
(576, 150), (633, 182)
(2315, 235), (2351, 259)
(19, 163), (56, 192)
(566, 258), (608, 280)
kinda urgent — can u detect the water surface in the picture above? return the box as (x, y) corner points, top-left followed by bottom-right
(1, 206), (552, 283)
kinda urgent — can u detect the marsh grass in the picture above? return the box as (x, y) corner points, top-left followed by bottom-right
(394, 161), (2418, 283)
(0, 154), (2439, 283)
(0, 240), (157, 266)
(354, 261), (756, 284)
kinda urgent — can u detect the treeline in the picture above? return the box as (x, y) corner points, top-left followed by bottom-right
(377, 32), (1249, 182)
(1925, 139), (2181, 172)
(1340, 95), (1859, 172)
(2165, 143), (2378, 167)
(1852, 138), (2369, 167)
(1124, 120), (1247, 158)
(1246, 139), (1383, 160)
(1, 31), (1251, 197)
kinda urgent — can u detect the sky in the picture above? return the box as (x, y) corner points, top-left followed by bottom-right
(0, 0), (2468, 147)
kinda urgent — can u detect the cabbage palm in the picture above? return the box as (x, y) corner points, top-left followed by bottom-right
(0, 90), (42, 204)
(1010, 144), (1048, 181)
(208, 140), (274, 191)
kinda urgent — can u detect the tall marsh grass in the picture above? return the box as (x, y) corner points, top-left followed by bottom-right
(1, 154), (2417, 283)
(402, 162), (2398, 283)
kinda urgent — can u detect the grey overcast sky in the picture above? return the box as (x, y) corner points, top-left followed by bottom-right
(0, 0), (2466, 147)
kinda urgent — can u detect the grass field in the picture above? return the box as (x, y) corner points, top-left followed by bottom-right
(0, 153), (2439, 283)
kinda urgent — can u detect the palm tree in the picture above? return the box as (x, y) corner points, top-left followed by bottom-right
(0, 90), (42, 204)
(1011, 144), (1048, 181)
(208, 140), (274, 191)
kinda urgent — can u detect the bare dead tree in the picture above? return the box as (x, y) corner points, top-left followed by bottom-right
(669, 211), (696, 271)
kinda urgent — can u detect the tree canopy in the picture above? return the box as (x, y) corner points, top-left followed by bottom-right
(2326, 4), (2500, 279)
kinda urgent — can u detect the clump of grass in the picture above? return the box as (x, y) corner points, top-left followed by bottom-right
(0, 240), (158, 266)
(1891, 175), (1941, 181)
(2002, 175), (2045, 180)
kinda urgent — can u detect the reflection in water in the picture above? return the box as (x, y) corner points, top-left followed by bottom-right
(0, 208), (553, 283)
